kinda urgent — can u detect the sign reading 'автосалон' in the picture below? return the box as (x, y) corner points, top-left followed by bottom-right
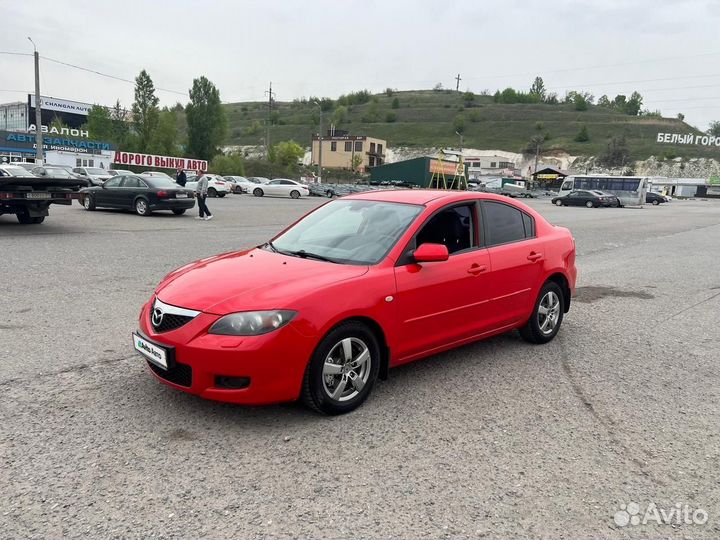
(657, 133), (720, 147)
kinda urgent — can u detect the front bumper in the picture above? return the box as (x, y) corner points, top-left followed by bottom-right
(136, 300), (317, 405)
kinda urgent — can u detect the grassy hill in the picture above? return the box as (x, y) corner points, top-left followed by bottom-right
(222, 90), (711, 160)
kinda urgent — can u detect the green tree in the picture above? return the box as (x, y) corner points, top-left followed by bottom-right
(462, 91), (475, 106)
(151, 108), (179, 156)
(186, 76), (228, 161)
(209, 152), (245, 175)
(529, 76), (546, 101)
(131, 69), (160, 153)
(361, 101), (380, 123)
(597, 95), (611, 107)
(391, 97), (400, 109)
(244, 120), (262, 135)
(270, 140), (304, 168)
(351, 154), (363, 171)
(574, 125), (589, 142)
(625, 91), (643, 116)
(453, 114), (465, 134)
(385, 112), (397, 122)
(85, 105), (114, 141)
(612, 94), (627, 111)
(110, 100), (130, 148)
(332, 105), (348, 125)
(573, 93), (588, 111)
(677, 113), (685, 121)
(707, 121), (720, 136)
(598, 135), (630, 168)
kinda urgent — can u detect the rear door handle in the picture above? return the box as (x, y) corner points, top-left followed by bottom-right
(527, 252), (543, 262)
(467, 264), (487, 275)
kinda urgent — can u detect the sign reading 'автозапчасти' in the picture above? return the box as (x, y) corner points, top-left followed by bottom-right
(657, 133), (720, 147)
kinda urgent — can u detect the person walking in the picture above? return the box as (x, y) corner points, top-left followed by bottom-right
(195, 173), (213, 221)
(176, 168), (187, 187)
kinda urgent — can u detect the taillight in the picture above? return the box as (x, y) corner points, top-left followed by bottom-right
(0, 193), (17, 199)
(157, 190), (169, 198)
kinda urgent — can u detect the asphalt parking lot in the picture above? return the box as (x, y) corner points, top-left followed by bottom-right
(1, 194), (719, 539)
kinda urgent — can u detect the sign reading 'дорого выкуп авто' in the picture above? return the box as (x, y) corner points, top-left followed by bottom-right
(657, 133), (720, 146)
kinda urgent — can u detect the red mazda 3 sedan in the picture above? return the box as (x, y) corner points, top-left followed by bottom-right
(134, 190), (576, 414)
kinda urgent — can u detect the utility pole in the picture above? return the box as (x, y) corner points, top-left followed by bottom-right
(265, 82), (275, 159)
(28, 37), (43, 165)
(455, 73), (462, 92)
(317, 108), (323, 182)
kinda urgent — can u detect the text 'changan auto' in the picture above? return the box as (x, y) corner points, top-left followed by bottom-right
(133, 190), (577, 414)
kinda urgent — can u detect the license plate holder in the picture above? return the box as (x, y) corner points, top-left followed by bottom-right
(26, 192), (51, 199)
(176, 193), (188, 198)
(132, 332), (175, 370)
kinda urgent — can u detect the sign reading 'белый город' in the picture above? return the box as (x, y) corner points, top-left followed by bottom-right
(657, 133), (720, 147)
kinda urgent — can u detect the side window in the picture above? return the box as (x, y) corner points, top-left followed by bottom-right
(416, 204), (474, 255)
(281, 180), (294, 185)
(269, 179), (282, 185)
(104, 177), (122, 188)
(522, 212), (535, 237)
(483, 201), (527, 246)
(122, 177), (141, 188)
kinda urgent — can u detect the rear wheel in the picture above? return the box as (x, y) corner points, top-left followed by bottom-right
(135, 198), (150, 216)
(520, 281), (564, 344)
(16, 211), (44, 224)
(83, 194), (96, 211)
(172, 209), (186, 215)
(585, 200), (594, 208)
(555, 199), (563, 206)
(652, 199), (659, 205)
(290, 190), (300, 199)
(208, 187), (218, 198)
(253, 188), (264, 197)
(301, 322), (380, 415)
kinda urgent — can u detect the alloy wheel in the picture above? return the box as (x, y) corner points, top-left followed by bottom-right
(538, 291), (561, 335)
(322, 337), (371, 402)
(136, 199), (148, 215)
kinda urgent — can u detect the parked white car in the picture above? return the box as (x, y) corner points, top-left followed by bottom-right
(251, 178), (310, 199)
(73, 166), (113, 186)
(185, 174), (231, 197)
(224, 175), (265, 194)
(108, 169), (134, 176)
(140, 171), (176, 182)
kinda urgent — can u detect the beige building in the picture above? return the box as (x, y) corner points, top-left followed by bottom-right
(311, 133), (386, 172)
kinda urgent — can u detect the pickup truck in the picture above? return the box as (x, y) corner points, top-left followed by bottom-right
(0, 165), (86, 224)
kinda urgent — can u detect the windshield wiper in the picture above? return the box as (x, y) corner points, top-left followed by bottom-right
(264, 241), (279, 253)
(287, 249), (339, 263)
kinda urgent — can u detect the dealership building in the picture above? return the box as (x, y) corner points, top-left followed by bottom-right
(0, 95), (114, 168)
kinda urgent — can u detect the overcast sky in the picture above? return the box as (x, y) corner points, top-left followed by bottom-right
(2, 0), (720, 130)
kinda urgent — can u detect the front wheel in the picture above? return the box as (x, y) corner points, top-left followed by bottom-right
(290, 190), (300, 199)
(172, 209), (186, 215)
(218, 193), (226, 198)
(652, 199), (659, 205)
(555, 200), (563, 206)
(135, 198), (150, 216)
(301, 322), (380, 415)
(520, 281), (564, 344)
(253, 188), (264, 197)
(585, 200), (594, 208)
(83, 194), (96, 211)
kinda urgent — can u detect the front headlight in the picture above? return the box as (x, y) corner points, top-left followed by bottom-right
(208, 310), (296, 336)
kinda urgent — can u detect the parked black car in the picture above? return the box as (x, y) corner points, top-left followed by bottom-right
(552, 189), (620, 208)
(646, 192), (668, 205)
(80, 175), (195, 216)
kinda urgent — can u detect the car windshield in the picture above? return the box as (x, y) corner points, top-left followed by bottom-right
(1, 166), (34, 177)
(270, 199), (423, 265)
(143, 177), (178, 188)
(85, 168), (106, 175)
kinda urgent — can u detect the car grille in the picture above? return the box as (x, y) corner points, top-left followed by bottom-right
(147, 360), (192, 387)
(153, 313), (194, 333)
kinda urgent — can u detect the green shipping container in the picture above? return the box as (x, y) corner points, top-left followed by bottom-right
(370, 157), (467, 188)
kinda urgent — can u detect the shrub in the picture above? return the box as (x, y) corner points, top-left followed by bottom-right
(385, 112), (397, 123)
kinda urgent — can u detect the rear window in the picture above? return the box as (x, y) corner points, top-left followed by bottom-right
(144, 177), (177, 188)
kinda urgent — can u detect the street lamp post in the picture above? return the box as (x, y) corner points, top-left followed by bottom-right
(315, 106), (323, 182)
(28, 37), (43, 165)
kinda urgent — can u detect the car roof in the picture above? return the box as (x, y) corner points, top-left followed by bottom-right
(344, 189), (522, 206)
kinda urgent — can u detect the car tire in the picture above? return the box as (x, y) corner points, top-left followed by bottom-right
(16, 211), (44, 225)
(555, 200), (563, 206)
(208, 187), (217, 198)
(172, 209), (186, 215)
(135, 198), (150, 216)
(326, 190), (334, 198)
(520, 281), (564, 344)
(290, 190), (300, 199)
(585, 200), (594, 208)
(253, 188), (264, 197)
(218, 193), (226, 198)
(301, 321), (381, 415)
(652, 199), (659, 205)
(83, 194), (96, 211)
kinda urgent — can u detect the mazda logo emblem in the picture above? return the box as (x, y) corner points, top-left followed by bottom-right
(151, 307), (164, 328)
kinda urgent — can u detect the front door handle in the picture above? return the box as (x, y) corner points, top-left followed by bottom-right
(467, 264), (487, 275)
(527, 252), (543, 262)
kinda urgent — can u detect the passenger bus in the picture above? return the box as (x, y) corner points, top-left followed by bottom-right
(558, 175), (649, 206)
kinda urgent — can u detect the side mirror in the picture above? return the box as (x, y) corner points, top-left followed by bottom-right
(413, 243), (449, 263)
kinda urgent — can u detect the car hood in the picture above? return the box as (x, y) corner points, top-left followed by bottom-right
(155, 248), (369, 315)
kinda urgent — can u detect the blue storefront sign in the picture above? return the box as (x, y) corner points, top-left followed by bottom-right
(0, 130), (113, 155)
